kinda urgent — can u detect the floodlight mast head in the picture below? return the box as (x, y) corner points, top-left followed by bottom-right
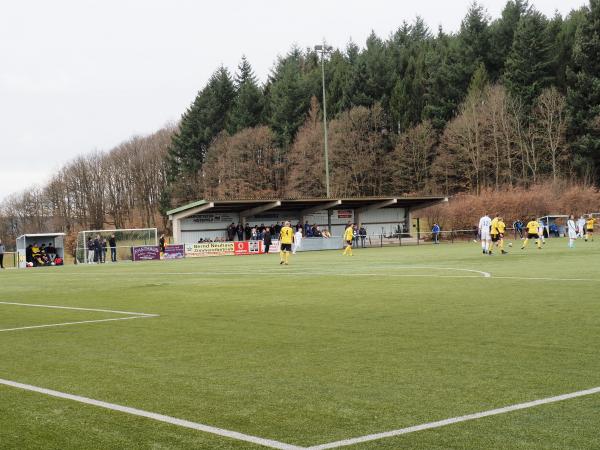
(314, 44), (333, 53)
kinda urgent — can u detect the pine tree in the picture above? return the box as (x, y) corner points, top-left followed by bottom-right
(457, 2), (492, 89)
(423, 29), (466, 130)
(228, 56), (265, 133)
(567, 0), (600, 181)
(166, 66), (235, 198)
(268, 50), (313, 147)
(390, 53), (426, 133)
(488, 0), (529, 80)
(503, 10), (554, 111)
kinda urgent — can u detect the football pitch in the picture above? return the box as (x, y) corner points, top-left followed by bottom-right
(1, 240), (599, 449)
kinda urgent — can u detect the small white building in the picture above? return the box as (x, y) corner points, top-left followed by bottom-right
(167, 197), (446, 244)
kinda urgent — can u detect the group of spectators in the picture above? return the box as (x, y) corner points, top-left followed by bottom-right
(225, 221), (336, 242)
(86, 234), (117, 263)
(26, 242), (63, 266)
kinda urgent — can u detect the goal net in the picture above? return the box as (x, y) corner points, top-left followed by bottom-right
(75, 228), (158, 263)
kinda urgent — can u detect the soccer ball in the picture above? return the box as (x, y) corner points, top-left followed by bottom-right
(26, 262), (33, 268)
(508, 242), (513, 247)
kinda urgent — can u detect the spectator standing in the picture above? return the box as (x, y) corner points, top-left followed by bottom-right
(293, 228), (303, 254)
(359, 225), (367, 247)
(227, 223), (236, 241)
(87, 238), (95, 264)
(263, 227), (272, 254)
(304, 221), (310, 236)
(101, 238), (107, 263)
(432, 223), (440, 244)
(0, 239), (4, 269)
(236, 223), (244, 241)
(93, 235), (101, 263)
(109, 234), (117, 262)
(244, 224), (251, 240)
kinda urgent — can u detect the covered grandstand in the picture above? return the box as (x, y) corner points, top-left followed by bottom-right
(167, 196), (447, 244)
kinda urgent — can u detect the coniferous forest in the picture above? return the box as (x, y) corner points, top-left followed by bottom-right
(2, 1), (600, 242)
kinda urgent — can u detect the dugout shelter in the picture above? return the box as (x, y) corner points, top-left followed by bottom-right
(167, 196), (447, 244)
(16, 233), (66, 268)
(537, 215), (569, 238)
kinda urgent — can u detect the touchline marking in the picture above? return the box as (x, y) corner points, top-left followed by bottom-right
(0, 302), (159, 333)
(0, 378), (303, 450)
(307, 386), (600, 449)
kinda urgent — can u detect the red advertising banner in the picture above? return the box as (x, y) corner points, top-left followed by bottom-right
(233, 240), (264, 255)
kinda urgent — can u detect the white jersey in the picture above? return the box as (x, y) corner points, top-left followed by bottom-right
(479, 216), (492, 240)
(577, 218), (586, 234)
(567, 219), (577, 238)
(294, 231), (302, 244)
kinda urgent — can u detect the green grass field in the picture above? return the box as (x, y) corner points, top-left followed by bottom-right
(1, 239), (599, 449)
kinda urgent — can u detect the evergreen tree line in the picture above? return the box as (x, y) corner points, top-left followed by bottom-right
(166, 0), (600, 205)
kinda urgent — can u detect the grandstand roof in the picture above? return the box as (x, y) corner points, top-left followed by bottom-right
(167, 196), (447, 219)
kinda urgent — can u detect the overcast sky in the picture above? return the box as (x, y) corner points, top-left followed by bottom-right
(0, 0), (587, 202)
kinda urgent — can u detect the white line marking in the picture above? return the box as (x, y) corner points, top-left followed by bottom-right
(491, 276), (600, 282)
(0, 301), (157, 317)
(0, 302), (159, 333)
(0, 378), (303, 450)
(307, 387), (600, 449)
(0, 316), (153, 333)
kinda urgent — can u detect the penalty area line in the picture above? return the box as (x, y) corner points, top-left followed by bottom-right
(307, 386), (600, 449)
(0, 378), (303, 450)
(0, 315), (155, 333)
(0, 302), (159, 333)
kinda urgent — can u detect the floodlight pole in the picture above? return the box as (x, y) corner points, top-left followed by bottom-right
(315, 41), (333, 233)
(315, 41), (331, 199)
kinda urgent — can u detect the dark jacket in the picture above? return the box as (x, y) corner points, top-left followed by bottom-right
(263, 231), (272, 245)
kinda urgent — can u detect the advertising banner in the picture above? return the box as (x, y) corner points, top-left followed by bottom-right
(163, 244), (185, 259)
(184, 242), (235, 257)
(337, 210), (353, 219)
(132, 245), (161, 261)
(268, 239), (281, 253)
(233, 240), (264, 255)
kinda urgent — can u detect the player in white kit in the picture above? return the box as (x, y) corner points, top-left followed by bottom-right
(292, 228), (303, 254)
(567, 215), (577, 248)
(577, 216), (587, 239)
(478, 214), (492, 254)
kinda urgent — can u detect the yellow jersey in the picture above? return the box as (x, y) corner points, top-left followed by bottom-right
(343, 227), (354, 242)
(279, 226), (294, 244)
(526, 221), (539, 234)
(490, 217), (499, 235)
(586, 218), (595, 230)
(496, 220), (506, 234)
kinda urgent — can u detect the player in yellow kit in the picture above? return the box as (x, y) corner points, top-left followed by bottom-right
(342, 223), (354, 256)
(490, 215), (508, 255)
(279, 221), (294, 265)
(585, 216), (596, 242)
(521, 218), (542, 250)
